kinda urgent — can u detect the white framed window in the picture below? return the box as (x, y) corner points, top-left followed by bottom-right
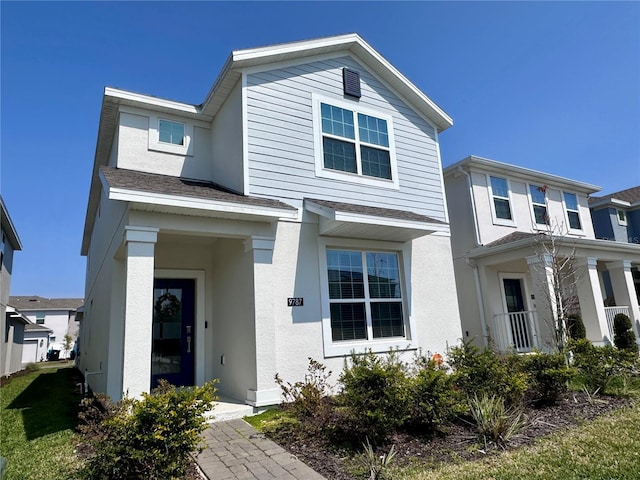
(36, 314), (45, 325)
(562, 192), (582, 231)
(528, 184), (549, 226)
(312, 94), (399, 189)
(487, 175), (516, 226)
(158, 119), (184, 146)
(318, 238), (415, 357)
(617, 209), (627, 226)
(148, 115), (194, 156)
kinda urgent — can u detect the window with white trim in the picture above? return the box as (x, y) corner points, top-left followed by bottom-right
(313, 95), (398, 188)
(326, 249), (405, 342)
(529, 184), (549, 225)
(36, 314), (45, 325)
(563, 192), (582, 230)
(158, 119), (185, 146)
(617, 209), (627, 226)
(489, 176), (513, 220)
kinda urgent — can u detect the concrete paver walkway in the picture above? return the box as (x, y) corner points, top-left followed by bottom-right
(196, 419), (326, 480)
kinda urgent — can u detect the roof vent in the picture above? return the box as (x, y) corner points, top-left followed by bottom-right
(343, 68), (361, 98)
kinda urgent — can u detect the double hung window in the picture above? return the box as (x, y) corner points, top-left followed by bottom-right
(563, 192), (582, 230)
(617, 209), (627, 226)
(326, 249), (405, 342)
(529, 185), (549, 225)
(489, 176), (513, 220)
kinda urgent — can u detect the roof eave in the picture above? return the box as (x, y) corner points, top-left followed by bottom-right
(0, 196), (23, 250)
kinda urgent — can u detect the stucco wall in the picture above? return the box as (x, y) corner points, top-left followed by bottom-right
(211, 80), (244, 193)
(116, 110), (213, 181)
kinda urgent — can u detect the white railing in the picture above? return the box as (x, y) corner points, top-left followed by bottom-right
(492, 311), (538, 353)
(604, 306), (630, 339)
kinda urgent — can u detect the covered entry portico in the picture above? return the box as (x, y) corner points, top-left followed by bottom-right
(97, 167), (297, 402)
(467, 233), (640, 352)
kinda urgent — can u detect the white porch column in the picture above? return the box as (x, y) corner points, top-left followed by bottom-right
(606, 260), (640, 334)
(526, 254), (556, 348)
(122, 226), (158, 398)
(244, 235), (279, 407)
(575, 257), (610, 345)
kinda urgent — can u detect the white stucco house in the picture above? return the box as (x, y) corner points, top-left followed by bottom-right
(21, 322), (52, 364)
(443, 156), (640, 352)
(9, 296), (84, 360)
(79, 34), (462, 404)
(1, 196), (25, 377)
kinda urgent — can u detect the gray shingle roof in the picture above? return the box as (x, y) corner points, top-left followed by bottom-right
(25, 323), (53, 332)
(305, 198), (446, 224)
(9, 296), (84, 311)
(484, 231), (546, 248)
(589, 185), (640, 205)
(100, 166), (297, 211)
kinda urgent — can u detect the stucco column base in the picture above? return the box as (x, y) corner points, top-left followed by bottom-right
(122, 226), (158, 398)
(575, 257), (609, 345)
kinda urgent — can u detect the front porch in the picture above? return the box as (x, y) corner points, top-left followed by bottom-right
(471, 239), (640, 352)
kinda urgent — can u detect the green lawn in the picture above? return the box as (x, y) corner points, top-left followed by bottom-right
(400, 400), (640, 480)
(0, 365), (82, 480)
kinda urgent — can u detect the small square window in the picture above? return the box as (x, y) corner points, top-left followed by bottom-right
(158, 120), (185, 146)
(36, 315), (45, 325)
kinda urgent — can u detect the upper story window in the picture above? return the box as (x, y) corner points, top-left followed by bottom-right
(563, 192), (582, 230)
(148, 115), (194, 156)
(313, 94), (398, 189)
(529, 184), (549, 226)
(617, 209), (627, 226)
(36, 314), (45, 325)
(488, 176), (513, 222)
(158, 119), (185, 146)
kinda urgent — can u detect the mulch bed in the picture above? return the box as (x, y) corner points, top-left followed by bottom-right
(265, 392), (632, 480)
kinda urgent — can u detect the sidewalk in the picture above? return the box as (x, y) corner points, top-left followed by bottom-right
(196, 419), (326, 480)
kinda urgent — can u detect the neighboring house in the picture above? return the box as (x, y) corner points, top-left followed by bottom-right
(8, 296), (84, 359)
(589, 186), (640, 245)
(79, 34), (462, 404)
(1, 196), (24, 377)
(589, 186), (640, 303)
(22, 322), (52, 364)
(444, 156), (640, 353)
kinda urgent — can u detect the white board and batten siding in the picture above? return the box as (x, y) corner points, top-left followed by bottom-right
(245, 55), (447, 221)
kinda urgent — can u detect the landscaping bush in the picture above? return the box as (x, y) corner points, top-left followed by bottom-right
(569, 339), (637, 393)
(406, 357), (464, 436)
(567, 314), (586, 340)
(275, 358), (333, 419)
(338, 350), (410, 445)
(448, 341), (528, 406)
(77, 380), (218, 480)
(613, 313), (638, 353)
(521, 352), (575, 407)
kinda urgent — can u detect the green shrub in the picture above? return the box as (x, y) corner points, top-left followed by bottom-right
(275, 358), (333, 419)
(613, 313), (638, 353)
(406, 358), (464, 436)
(569, 339), (637, 393)
(521, 352), (575, 407)
(468, 393), (526, 447)
(338, 350), (410, 445)
(567, 314), (586, 340)
(448, 341), (528, 406)
(78, 380), (218, 480)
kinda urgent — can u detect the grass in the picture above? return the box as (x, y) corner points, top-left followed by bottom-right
(400, 400), (640, 480)
(0, 364), (82, 480)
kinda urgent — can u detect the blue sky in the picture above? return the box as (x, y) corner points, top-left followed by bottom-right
(1, 1), (639, 298)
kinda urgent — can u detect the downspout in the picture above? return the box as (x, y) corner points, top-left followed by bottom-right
(457, 166), (488, 346)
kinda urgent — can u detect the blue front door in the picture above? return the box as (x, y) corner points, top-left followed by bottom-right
(151, 278), (195, 389)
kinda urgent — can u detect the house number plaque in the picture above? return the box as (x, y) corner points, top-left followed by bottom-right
(287, 297), (304, 307)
